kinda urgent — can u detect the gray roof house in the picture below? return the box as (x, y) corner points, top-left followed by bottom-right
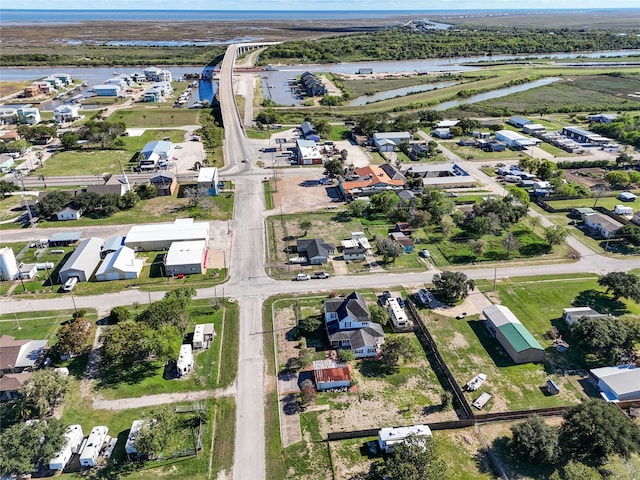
(297, 238), (335, 265)
(59, 237), (104, 283)
(324, 291), (384, 358)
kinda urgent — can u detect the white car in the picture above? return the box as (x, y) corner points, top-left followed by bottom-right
(294, 273), (310, 281)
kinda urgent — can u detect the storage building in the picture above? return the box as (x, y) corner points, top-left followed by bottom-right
(59, 237), (104, 283)
(176, 344), (194, 377)
(192, 323), (215, 350)
(164, 240), (208, 276)
(49, 424), (84, 471)
(590, 365), (640, 402)
(483, 304), (544, 364)
(562, 307), (608, 327)
(197, 167), (219, 196)
(79, 426), (109, 467)
(95, 246), (143, 281)
(125, 219), (209, 251)
(495, 130), (537, 149)
(378, 425), (432, 453)
(313, 359), (351, 391)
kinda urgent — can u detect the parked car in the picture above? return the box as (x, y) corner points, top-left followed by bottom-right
(312, 272), (329, 279)
(417, 288), (432, 306)
(175, 145), (183, 149)
(396, 297), (405, 308)
(419, 249), (430, 258)
(241, 158), (249, 163)
(294, 273), (310, 281)
(456, 312), (468, 320)
(447, 192), (459, 198)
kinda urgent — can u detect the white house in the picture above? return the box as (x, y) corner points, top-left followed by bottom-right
(197, 167), (219, 196)
(432, 128), (452, 139)
(95, 246), (143, 281)
(79, 425), (109, 468)
(378, 425), (432, 453)
(54, 104), (82, 123)
(140, 140), (174, 169)
(176, 344), (194, 377)
(56, 207), (84, 221)
(143, 66), (172, 82)
(49, 424), (84, 471)
(16, 107), (41, 125)
(192, 323), (215, 350)
(590, 365), (640, 402)
(583, 212), (623, 239)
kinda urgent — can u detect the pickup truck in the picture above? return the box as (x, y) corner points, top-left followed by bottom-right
(312, 272), (329, 279)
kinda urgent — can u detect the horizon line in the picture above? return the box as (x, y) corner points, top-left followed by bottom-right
(3, 7), (640, 11)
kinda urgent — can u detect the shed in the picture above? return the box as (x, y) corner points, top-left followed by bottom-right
(313, 359), (351, 391)
(49, 424), (84, 471)
(164, 240), (208, 276)
(562, 306), (608, 327)
(49, 231), (82, 246)
(176, 344), (194, 377)
(618, 191), (637, 202)
(483, 304), (544, 364)
(79, 425), (109, 467)
(101, 236), (125, 259)
(95, 246), (143, 281)
(590, 365), (640, 402)
(197, 167), (219, 196)
(59, 237), (104, 283)
(377, 425), (432, 453)
(192, 323), (216, 350)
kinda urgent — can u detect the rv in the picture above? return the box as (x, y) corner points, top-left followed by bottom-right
(62, 276), (78, 291)
(79, 426), (109, 468)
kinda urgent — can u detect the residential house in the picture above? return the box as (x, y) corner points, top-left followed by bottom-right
(313, 359), (351, 391)
(16, 107), (41, 125)
(176, 344), (194, 377)
(388, 232), (414, 253)
(164, 240), (208, 275)
(300, 121), (320, 142)
(56, 207), (84, 221)
(408, 143), (430, 160)
(59, 237), (104, 283)
(562, 307), (608, 327)
(23, 85), (40, 97)
(378, 425), (432, 453)
(143, 66), (172, 82)
(397, 189), (417, 205)
(125, 219), (209, 251)
(372, 132), (411, 152)
(432, 128), (452, 139)
(0, 372), (31, 401)
(95, 246), (143, 281)
(0, 157), (15, 173)
(589, 365), (640, 402)
(86, 174), (131, 197)
(583, 212), (623, 239)
(297, 238), (335, 264)
(483, 305), (544, 364)
(0, 107), (17, 125)
(294, 139), (324, 165)
(0, 334), (48, 374)
(93, 84), (122, 97)
(197, 167), (219, 196)
(300, 71), (327, 96)
(52, 73), (73, 86)
(54, 104), (81, 123)
(324, 291), (385, 358)
(338, 164), (406, 200)
(150, 172), (177, 196)
(343, 246), (366, 261)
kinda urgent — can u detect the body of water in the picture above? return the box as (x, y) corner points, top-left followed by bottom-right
(347, 81), (460, 106)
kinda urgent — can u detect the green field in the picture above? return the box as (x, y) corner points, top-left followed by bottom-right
(96, 299), (238, 399)
(38, 150), (126, 176)
(0, 309), (97, 342)
(546, 194), (640, 211)
(109, 108), (201, 128)
(443, 141), (523, 161)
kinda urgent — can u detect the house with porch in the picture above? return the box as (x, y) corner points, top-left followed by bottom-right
(338, 164), (406, 200)
(583, 212), (624, 239)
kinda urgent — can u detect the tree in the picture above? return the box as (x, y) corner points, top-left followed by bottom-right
(432, 271), (475, 303)
(337, 349), (355, 362)
(617, 224), (640, 246)
(184, 187), (200, 207)
(384, 435), (446, 480)
(300, 379), (316, 404)
(503, 232), (521, 258)
(118, 190), (139, 209)
(55, 317), (92, 358)
(439, 215), (454, 238)
(101, 320), (172, 366)
(369, 191), (400, 215)
(60, 131), (79, 149)
(36, 190), (72, 218)
(369, 304), (389, 326)
(571, 315), (632, 361)
(376, 237), (403, 263)
(381, 336), (415, 370)
(506, 186), (530, 206)
(347, 199), (368, 218)
(299, 315), (322, 335)
(0, 180), (16, 198)
(550, 461), (603, 480)
(324, 158), (343, 178)
(18, 369), (70, 419)
(299, 219), (312, 237)
(604, 171), (630, 189)
(110, 305), (131, 324)
(598, 271), (640, 302)
(137, 183), (157, 199)
(407, 209), (429, 229)
(510, 415), (559, 464)
(560, 399), (640, 463)
(0, 419), (65, 477)
(536, 160), (556, 180)
(468, 238), (487, 259)
(544, 226), (568, 249)
(135, 406), (176, 458)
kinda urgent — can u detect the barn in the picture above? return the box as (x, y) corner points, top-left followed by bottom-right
(483, 305), (545, 364)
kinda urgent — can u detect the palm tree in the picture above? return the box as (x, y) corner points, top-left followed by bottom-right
(38, 174), (47, 189)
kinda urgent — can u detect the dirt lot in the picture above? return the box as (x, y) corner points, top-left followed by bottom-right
(272, 174), (337, 214)
(562, 167), (608, 188)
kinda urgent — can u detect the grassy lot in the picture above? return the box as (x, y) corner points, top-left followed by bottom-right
(0, 194), (25, 221)
(0, 309), (97, 342)
(38, 150), (126, 176)
(443, 141), (523, 161)
(263, 178), (274, 210)
(327, 124), (351, 142)
(119, 129), (187, 152)
(96, 299), (238, 399)
(537, 142), (574, 157)
(109, 108), (200, 128)
(545, 193), (640, 211)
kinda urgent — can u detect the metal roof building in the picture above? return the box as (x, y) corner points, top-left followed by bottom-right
(125, 219), (210, 251)
(483, 304), (544, 364)
(378, 424), (432, 453)
(164, 240), (208, 276)
(590, 365), (640, 402)
(95, 246), (143, 281)
(49, 231), (82, 246)
(59, 237), (104, 283)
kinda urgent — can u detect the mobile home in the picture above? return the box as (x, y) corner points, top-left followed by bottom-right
(79, 426), (109, 468)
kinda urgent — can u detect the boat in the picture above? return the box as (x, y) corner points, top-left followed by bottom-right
(465, 373), (487, 391)
(265, 64), (279, 71)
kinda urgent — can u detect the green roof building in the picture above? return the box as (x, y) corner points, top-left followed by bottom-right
(483, 305), (545, 364)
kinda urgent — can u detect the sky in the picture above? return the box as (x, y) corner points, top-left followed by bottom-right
(9, 0), (640, 10)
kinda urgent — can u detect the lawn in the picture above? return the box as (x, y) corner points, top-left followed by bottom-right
(424, 274), (640, 411)
(38, 150), (126, 176)
(0, 194), (25, 221)
(119, 129), (187, 152)
(109, 108), (200, 128)
(443, 141), (523, 161)
(0, 309), (97, 342)
(545, 194), (640, 211)
(95, 299), (238, 399)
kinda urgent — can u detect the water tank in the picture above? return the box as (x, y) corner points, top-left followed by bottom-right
(0, 247), (19, 281)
